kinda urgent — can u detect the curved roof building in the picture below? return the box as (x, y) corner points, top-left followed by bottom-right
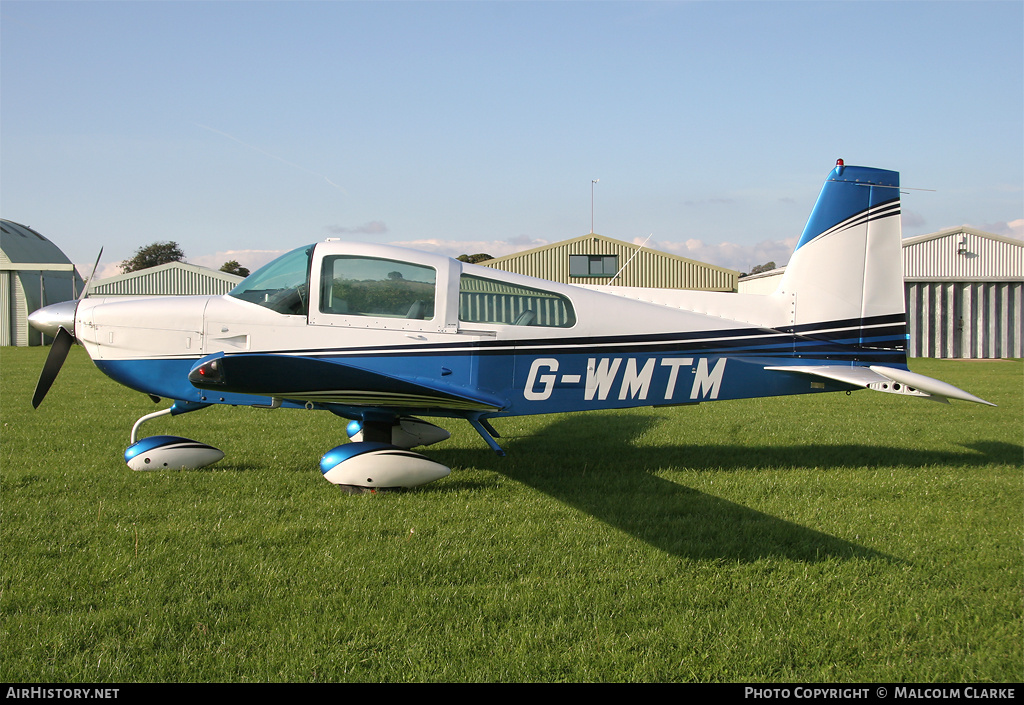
(1, 219), (84, 346)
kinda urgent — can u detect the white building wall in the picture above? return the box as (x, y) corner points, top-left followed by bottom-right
(903, 229), (1024, 281)
(737, 269), (785, 294)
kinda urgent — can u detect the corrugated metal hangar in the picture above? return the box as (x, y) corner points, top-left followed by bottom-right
(737, 227), (1023, 358)
(1, 219), (84, 346)
(2, 216), (244, 346)
(89, 261), (243, 297)
(903, 227), (1022, 358)
(480, 233), (739, 292)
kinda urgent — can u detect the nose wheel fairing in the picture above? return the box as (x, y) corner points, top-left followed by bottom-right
(124, 400), (224, 471)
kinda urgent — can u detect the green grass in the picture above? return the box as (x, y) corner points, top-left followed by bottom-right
(1, 346), (1021, 682)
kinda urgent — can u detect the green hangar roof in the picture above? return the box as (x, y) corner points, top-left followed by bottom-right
(479, 233), (738, 292)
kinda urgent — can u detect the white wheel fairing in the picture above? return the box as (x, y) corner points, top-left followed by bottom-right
(345, 417), (451, 448)
(124, 435), (224, 471)
(320, 442), (450, 489)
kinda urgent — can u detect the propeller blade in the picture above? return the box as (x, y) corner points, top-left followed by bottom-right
(80, 248), (103, 300)
(32, 326), (74, 409)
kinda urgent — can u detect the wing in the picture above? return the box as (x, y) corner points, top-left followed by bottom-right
(188, 353), (505, 412)
(764, 364), (995, 406)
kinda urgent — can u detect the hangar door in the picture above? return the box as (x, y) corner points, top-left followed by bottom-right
(905, 281), (1023, 358)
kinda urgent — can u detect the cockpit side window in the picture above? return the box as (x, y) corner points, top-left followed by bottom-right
(319, 256), (436, 320)
(228, 245), (312, 315)
(459, 274), (576, 327)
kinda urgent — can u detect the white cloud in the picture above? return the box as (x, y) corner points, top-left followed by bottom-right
(976, 219), (1024, 240)
(85, 249), (288, 281)
(189, 249), (287, 272)
(326, 221), (389, 235)
(643, 236), (798, 272)
(901, 210), (927, 228)
(387, 237), (552, 259)
(92, 262), (124, 279)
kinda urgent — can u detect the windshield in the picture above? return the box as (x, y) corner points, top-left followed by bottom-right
(228, 244), (313, 315)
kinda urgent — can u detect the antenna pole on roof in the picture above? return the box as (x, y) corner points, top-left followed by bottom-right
(591, 179), (599, 233)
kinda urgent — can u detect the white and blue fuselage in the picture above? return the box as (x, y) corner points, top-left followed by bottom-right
(73, 244), (908, 422)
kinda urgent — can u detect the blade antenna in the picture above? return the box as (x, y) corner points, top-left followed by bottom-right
(608, 233), (653, 285)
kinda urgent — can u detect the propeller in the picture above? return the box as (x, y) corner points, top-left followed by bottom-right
(80, 248), (103, 300)
(28, 248), (103, 408)
(32, 326), (74, 408)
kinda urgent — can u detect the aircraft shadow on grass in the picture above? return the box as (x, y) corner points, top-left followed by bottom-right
(432, 412), (1020, 564)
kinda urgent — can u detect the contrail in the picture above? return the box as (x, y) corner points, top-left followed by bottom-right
(194, 122), (349, 196)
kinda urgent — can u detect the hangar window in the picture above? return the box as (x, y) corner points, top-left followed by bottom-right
(319, 256), (435, 319)
(459, 274), (576, 328)
(569, 254), (619, 278)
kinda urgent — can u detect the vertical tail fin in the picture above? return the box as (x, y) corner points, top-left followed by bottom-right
(777, 161), (907, 362)
(765, 161), (992, 404)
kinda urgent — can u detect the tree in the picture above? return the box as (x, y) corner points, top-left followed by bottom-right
(457, 253), (494, 264)
(120, 241), (185, 273)
(741, 260), (777, 278)
(221, 260), (251, 278)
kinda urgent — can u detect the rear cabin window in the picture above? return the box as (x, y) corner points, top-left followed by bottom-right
(319, 256), (436, 320)
(459, 274), (576, 328)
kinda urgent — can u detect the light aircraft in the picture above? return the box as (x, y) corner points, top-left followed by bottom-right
(29, 161), (993, 491)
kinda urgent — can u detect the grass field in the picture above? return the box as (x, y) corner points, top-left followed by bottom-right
(1, 346), (1021, 682)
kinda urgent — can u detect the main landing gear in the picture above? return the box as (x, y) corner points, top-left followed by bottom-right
(124, 403), (475, 493)
(320, 416), (452, 492)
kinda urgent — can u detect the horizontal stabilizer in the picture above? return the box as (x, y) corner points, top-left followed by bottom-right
(765, 364), (995, 406)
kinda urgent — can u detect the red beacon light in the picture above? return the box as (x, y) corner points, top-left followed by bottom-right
(836, 158), (844, 167)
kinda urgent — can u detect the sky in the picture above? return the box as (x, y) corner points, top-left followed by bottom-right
(2, 1), (1021, 279)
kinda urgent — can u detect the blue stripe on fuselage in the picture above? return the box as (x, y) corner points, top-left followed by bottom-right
(96, 351), (876, 419)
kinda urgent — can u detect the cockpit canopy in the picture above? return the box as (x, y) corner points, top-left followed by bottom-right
(228, 241), (576, 329)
